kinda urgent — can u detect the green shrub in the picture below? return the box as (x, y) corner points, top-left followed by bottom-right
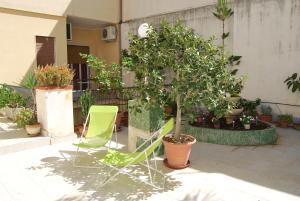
(278, 114), (293, 123)
(15, 108), (36, 128)
(35, 65), (74, 87)
(240, 98), (261, 115)
(0, 85), (27, 108)
(0, 85), (12, 108)
(80, 54), (123, 93)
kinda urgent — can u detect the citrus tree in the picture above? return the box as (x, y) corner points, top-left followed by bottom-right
(122, 22), (239, 141)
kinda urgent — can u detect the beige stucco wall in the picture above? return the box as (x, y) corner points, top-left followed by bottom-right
(70, 26), (120, 64)
(0, 0), (120, 23)
(123, 0), (216, 22)
(0, 8), (67, 85)
(121, 0), (300, 117)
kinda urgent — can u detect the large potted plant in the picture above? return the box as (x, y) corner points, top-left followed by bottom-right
(15, 72), (41, 135)
(35, 65), (75, 138)
(122, 22), (239, 169)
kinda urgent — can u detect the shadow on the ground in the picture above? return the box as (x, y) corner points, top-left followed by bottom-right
(0, 116), (27, 139)
(187, 128), (300, 198)
(28, 150), (181, 201)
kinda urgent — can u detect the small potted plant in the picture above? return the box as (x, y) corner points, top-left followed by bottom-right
(277, 114), (293, 128)
(211, 117), (220, 129)
(240, 115), (254, 130)
(259, 105), (272, 123)
(15, 108), (41, 136)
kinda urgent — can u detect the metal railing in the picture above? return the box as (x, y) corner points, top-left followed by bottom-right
(73, 87), (138, 112)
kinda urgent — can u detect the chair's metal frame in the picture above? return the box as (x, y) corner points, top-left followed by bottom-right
(97, 127), (167, 190)
(73, 111), (118, 168)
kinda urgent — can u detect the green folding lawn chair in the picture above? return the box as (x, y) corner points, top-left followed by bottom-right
(98, 118), (174, 189)
(73, 105), (118, 167)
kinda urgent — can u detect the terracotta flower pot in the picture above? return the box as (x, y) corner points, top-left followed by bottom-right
(163, 134), (196, 169)
(278, 120), (289, 128)
(25, 123), (41, 137)
(164, 106), (172, 115)
(259, 115), (272, 123)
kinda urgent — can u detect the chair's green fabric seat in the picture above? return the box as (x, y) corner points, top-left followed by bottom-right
(73, 105), (118, 149)
(73, 136), (109, 149)
(100, 118), (174, 167)
(100, 149), (141, 166)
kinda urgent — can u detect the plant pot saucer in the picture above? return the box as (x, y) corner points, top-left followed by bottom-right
(163, 158), (190, 170)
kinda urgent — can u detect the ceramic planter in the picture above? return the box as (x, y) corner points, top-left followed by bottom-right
(230, 108), (244, 116)
(244, 124), (250, 130)
(163, 134), (196, 169)
(259, 115), (272, 123)
(25, 123), (41, 137)
(228, 96), (241, 105)
(225, 115), (234, 124)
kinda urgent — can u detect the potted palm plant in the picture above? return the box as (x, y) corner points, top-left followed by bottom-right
(122, 22), (240, 169)
(16, 72), (42, 135)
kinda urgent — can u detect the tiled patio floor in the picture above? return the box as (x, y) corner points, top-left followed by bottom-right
(0, 118), (300, 201)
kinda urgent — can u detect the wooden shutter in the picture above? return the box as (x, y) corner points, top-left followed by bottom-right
(36, 36), (55, 67)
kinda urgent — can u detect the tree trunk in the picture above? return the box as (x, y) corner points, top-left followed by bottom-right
(222, 20), (225, 49)
(175, 94), (181, 140)
(174, 69), (181, 141)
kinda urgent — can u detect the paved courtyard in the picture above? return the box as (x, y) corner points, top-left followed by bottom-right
(0, 117), (300, 201)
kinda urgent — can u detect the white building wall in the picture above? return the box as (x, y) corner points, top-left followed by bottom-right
(121, 0), (300, 118)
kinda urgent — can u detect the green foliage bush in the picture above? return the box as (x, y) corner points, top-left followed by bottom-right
(0, 85), (27, 108)
(15, 108), (36, 128)
(35, 65), (74, 87)
(240, 98), (261, 116)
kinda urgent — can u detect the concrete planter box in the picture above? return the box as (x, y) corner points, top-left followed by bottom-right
(185, 122), (278, 146)
(36, 86), (74, 138)
(128, 100), (164, 152)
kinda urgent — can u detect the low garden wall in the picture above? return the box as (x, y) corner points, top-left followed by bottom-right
(185, 123), (278, 146)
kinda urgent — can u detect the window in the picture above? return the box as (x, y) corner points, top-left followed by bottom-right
(36, 36), (55, 66)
